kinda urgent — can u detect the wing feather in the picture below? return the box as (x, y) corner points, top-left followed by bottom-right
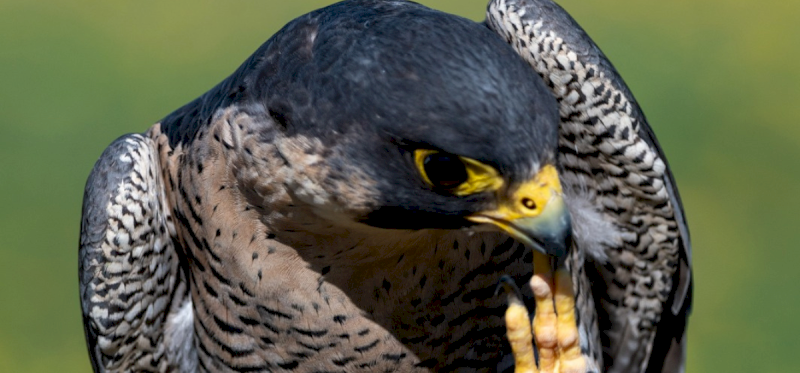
(486, 1), (692, 372)
(79, 134), (188, 372)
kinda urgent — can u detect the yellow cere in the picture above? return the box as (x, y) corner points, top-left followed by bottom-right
(481, 164), (562, 222)
(414, 150), (504, 196)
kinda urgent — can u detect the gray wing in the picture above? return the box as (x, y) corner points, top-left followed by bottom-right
(79, 134), (190, 372)
(486, 1), (692, 372)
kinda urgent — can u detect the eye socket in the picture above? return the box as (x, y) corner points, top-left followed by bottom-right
(423, 153), (468, 189)
(414, 149), (504, 195)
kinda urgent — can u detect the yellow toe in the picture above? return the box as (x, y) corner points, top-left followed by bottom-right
(505, 297), (538, 373)
(531, 252), (557, 373)
(554, 269), (586, 373)
(506, 252), (587, 373)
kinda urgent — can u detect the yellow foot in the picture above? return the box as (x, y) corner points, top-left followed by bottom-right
(503, 252), (586, 373)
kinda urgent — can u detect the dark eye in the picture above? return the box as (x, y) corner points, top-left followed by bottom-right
(423, 153), (468, 189)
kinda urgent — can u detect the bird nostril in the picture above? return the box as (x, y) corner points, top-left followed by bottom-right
(522, 198), (536, 210)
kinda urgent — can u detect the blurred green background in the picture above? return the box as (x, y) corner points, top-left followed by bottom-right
(1, 0), (798, 371)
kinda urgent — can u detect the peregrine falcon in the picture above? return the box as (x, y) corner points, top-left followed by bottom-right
(79, 1), (692, 372)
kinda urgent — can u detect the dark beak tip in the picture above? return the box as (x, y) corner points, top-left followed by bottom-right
(535, 217), (573, 259)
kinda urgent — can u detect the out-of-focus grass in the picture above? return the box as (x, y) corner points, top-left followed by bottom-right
(1, 1), (798, 372)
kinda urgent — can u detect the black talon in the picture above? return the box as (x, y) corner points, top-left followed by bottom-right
(496, 275), (525, 307)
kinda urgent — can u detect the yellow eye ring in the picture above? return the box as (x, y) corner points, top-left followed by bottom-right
(414, 150), (504, 196)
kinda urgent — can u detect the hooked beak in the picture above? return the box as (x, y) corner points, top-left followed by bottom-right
(466, 165), (572, 260)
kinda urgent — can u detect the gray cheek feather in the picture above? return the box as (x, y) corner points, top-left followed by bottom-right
(564, 187), (622, 263)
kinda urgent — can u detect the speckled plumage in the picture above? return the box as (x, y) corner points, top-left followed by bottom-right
(79, 1), (691, 372)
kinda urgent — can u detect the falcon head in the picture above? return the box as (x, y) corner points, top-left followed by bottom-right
(241, 1), (571, 259)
